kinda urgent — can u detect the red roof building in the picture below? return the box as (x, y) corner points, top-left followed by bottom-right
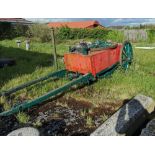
(48, 20), (105, 29)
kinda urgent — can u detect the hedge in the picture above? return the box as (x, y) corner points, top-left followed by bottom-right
(55, 27), (124, 42)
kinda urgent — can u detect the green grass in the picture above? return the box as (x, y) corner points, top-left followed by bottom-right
(0, 37), (155, 110)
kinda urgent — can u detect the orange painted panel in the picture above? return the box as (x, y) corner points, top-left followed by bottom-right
(64, 44), (122, 77)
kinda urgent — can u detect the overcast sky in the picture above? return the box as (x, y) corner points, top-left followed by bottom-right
(27, 18), (155, 27)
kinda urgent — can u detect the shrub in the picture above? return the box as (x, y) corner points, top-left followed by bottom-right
(0, 22), (29, 39)
(28, 24), (52, 42)
(13, 23), (29, 37)
(56, 26), (71, 40)
(0, 22), (13, 39)
(147, 29), (155, 43)
(106, 30), (124, 42)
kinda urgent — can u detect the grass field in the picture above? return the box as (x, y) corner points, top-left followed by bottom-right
(0, 38), (155, 111)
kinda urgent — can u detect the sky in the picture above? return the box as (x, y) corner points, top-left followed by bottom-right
(27, 18), (155, 27)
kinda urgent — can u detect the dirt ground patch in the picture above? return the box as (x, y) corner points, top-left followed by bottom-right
(0, 97), (123, 136)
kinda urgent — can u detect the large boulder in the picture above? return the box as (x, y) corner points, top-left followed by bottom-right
(91, 95), (155, 136)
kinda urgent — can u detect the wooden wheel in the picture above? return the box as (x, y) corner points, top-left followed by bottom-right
(120, 41), (133, 70)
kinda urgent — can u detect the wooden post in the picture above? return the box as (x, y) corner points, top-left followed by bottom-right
(51, 28), (58, 69)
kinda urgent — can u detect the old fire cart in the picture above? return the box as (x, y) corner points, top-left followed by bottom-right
(0, 40), (133, 116)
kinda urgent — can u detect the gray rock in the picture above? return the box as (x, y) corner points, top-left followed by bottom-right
(7, 127), (39, 136)
(141, 118), (155, 136)
(91, 94), (155, 136)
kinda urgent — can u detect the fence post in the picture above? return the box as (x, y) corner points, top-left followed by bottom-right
(51, 28), (58, 70)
